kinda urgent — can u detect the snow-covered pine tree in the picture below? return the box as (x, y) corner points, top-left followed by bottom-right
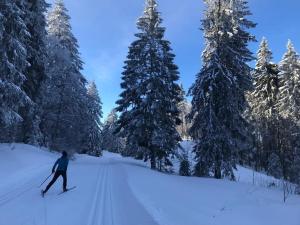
(100, 109), (125, 153)
(0, 0), (32, 142)
(179, 158), (191, 177)
(248, 38), (280, 171)
(39, 0), (89, 152)
(188, 0), (256, 180)
(39, 37), (74, 150)
(177, 84), (192, 140)
(116, 0), (182, 170)
(47, 0), (83, 73)
(81, 82), (103, 156)
(276, 40), (300, 182)
(22, 0), (48, 100)
(278, 40), (300, 121)
(20, 0), (49, 144)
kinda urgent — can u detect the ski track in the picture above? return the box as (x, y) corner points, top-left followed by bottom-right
(1, 146), (300, 225)
(0, 166), (49, 207)
(84, 159), (158, 225)
(0, 158), (159, 225)
(86, 164), (114, 225)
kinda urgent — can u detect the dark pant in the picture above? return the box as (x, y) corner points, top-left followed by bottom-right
(44, 170), (67, 193)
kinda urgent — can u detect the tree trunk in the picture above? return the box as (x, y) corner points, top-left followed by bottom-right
(150, 153), (156, 170)
(214, 166), (222, 179)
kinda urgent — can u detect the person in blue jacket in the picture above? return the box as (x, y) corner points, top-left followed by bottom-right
(42, 151), (69, 196)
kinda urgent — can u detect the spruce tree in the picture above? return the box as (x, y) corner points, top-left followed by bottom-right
(101, 109), (125, 153)
(248, 38), (280, 171)
(39, 0), (88, 152)
(116, 0), (182, 170)
(81, 82), (103, 156)
(0, 0), (31, 142)
(278, 40), (300, 121)
(177, 84), (192, 140)
(20, 0), (49, 144)
(47, 0), (83, 73)
(179, 158), (191, 177)
(276, 40), (300, 181)
(189, 0), (256, 180)
(22, 0), (48, 101)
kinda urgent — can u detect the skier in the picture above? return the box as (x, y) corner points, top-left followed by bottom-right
(42, 151), (69, 196)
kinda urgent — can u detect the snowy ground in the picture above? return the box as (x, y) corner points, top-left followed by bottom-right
(0, 143), (299, 225)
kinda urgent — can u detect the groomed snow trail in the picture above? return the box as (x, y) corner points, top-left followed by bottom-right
(0, 155), (158, 225)
(1, 145), (300, 225)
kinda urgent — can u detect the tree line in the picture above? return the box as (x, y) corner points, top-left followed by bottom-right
(0, 0), (102, 155)
(113, 0), (300, 191)
(1, 0), (300, 189)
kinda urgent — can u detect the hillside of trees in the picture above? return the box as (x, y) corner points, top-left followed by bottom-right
(1, 0), (300, 191)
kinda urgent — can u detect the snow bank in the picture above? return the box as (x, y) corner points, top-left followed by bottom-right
(124, 161), (300, 225)
(175, 141), (296, 192)
(0, 144), (56, 192)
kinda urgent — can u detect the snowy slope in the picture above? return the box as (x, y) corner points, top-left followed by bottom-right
(0, 144), (299, 225)
(175, 141), (294, 191)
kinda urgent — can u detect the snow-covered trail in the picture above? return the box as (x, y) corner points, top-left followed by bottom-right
(0, 155), (158, 225)
(1, 144), (300, 225)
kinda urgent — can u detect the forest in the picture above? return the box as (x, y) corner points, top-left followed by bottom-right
(1, 0), (300, 191)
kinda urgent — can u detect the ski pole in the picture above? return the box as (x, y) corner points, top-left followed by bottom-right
(39, 173), (53, 188)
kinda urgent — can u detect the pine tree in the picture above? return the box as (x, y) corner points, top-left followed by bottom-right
(39, 37), (74, 150)
(47, 0), (83, 73)
(22, 0), (48, 100)
(0, 0), (31, 142)
(20, 0), (49, 144)
(278, 40), (300, 121)
(188, 0), (256, 180)
(179, 158), (191, 177)
(81, 82), (103, 156)
(276, 40), (300, 182)
(101, 109), (125, 153)
(116, 0), (182, 170)
(179, 144), (191, 177)
(177, 84), (192, 140)
(39, 0), (88, 152)
(248, 38), (280, 171)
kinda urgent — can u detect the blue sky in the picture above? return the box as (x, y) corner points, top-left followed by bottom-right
(47, 0), (300, 119)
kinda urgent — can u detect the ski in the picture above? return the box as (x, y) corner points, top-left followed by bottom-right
(41, 190), (45, 198)
(58, 186), (76, 195)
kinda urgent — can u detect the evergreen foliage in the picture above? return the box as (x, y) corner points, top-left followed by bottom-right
(0, 0), (299, 188)
(0, 0), (32, 142)
(116, 0), (182, 170)
(179, 158), (191, 177)
(101, 109), (125, 153)
(20, 0), (49, 144)
(81, 82), (103, 156)
(248, 38), (280, 171)
(39, 0), (100, 153)
(189, 0), (256, 180)
(177, 84), (192, 140)
(278, 40), (300, 121)
(276, 41), (300, 182)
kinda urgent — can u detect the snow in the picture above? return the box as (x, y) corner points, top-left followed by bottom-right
(175, 141), (295, 191)
(0, 143), (300, 225)
(127, 167), (300, 225)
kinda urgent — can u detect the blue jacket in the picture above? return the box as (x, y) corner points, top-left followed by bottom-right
(52, 156), (69, 172)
